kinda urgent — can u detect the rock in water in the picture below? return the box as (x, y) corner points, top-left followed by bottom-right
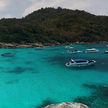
(44, 102), (89, 108)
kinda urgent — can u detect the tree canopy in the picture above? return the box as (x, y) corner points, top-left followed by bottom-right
(0, 7), (108, 44)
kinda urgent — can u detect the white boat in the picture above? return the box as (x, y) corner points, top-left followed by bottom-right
(1, 53), (16, 57)
(67, 50), (82, 53)
(85, 48), (99, 53)
(65, 46), (73, 49)
(104, 50), (108, 53)
(66, 59), (96, 67)
(35, 47), (43, 50)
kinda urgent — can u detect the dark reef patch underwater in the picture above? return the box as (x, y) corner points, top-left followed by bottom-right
(5, 79), (19, 84)
(74, 84), (108, 108)
(44, 53), (108, 72)
(6, 67), (35, 74)
(0, 44), (108, 108)
(35, 98), (55, 108)
(44, 45), (108, 72)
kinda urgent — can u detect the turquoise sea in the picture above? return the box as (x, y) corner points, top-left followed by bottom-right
(0, 44), (108, 108)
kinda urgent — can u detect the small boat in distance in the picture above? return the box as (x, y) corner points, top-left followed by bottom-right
(85, 48), (99, 53)
(104, 50), (108, 54)
(65, 46), (73, 49)
(66, 59), (96, 67)
(67, 50), (82, 53)
(1, 53), (16, 57)
(35, 47), (43, 50)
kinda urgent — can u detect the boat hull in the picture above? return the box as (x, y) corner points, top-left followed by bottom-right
(85, 48), (99, 53)
(67, 50), (82, 54)
(66, 60), (96, 67)
(104, 51), (108, 54)
(1, 53), (15, 57)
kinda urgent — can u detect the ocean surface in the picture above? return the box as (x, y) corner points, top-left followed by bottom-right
(0, 44), (108, 108)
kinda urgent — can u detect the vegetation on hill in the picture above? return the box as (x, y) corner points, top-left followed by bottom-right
(0, 7), (108, 44)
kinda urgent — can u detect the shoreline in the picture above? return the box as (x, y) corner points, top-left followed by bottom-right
(0, 41), (108, 48)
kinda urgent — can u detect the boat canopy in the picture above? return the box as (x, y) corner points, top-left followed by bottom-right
(74, 59), (88, 62)
(4, 53), (12, 54)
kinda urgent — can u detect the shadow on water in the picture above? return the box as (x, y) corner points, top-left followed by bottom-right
(2, 57), (17, 63)
(73, 83), (108, 108)
(5, 79), (19, 84)
(83, 44), (106, 48)
(43, 55), (70, 68)
(7, 67), (35, 74)
(44, 47), (63, 52)
(24, 61), (32, 65)
(67, 65), (96, 71)
(44, 53), (108, 72)
(28, 52), (36, 55)
(35, 98), (56, 108)
(93, 58), (108, 72)
(34, 84), (108, 108)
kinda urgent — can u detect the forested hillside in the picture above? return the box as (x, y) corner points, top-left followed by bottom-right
(0, 7), (108, 44)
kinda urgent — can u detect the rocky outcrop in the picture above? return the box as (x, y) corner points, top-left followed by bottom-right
(0, 41), (107, 48)
(0, 42), (44, 48)
(44, 102), (89, 108)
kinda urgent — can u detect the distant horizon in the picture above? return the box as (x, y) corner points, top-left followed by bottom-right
(0, 0), (108, 19)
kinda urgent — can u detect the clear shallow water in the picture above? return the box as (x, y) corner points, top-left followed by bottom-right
(0, 44), (108, 108)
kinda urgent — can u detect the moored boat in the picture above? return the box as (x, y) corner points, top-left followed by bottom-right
(67, 50), (82, 53)
(85, 48), (99, 53)
(66, 59), (96, 67)
(35, 47), (43, 50)
(104, 50), (108, 53)
(65, 46), (73, 49)
(1, 53), (16, 57)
